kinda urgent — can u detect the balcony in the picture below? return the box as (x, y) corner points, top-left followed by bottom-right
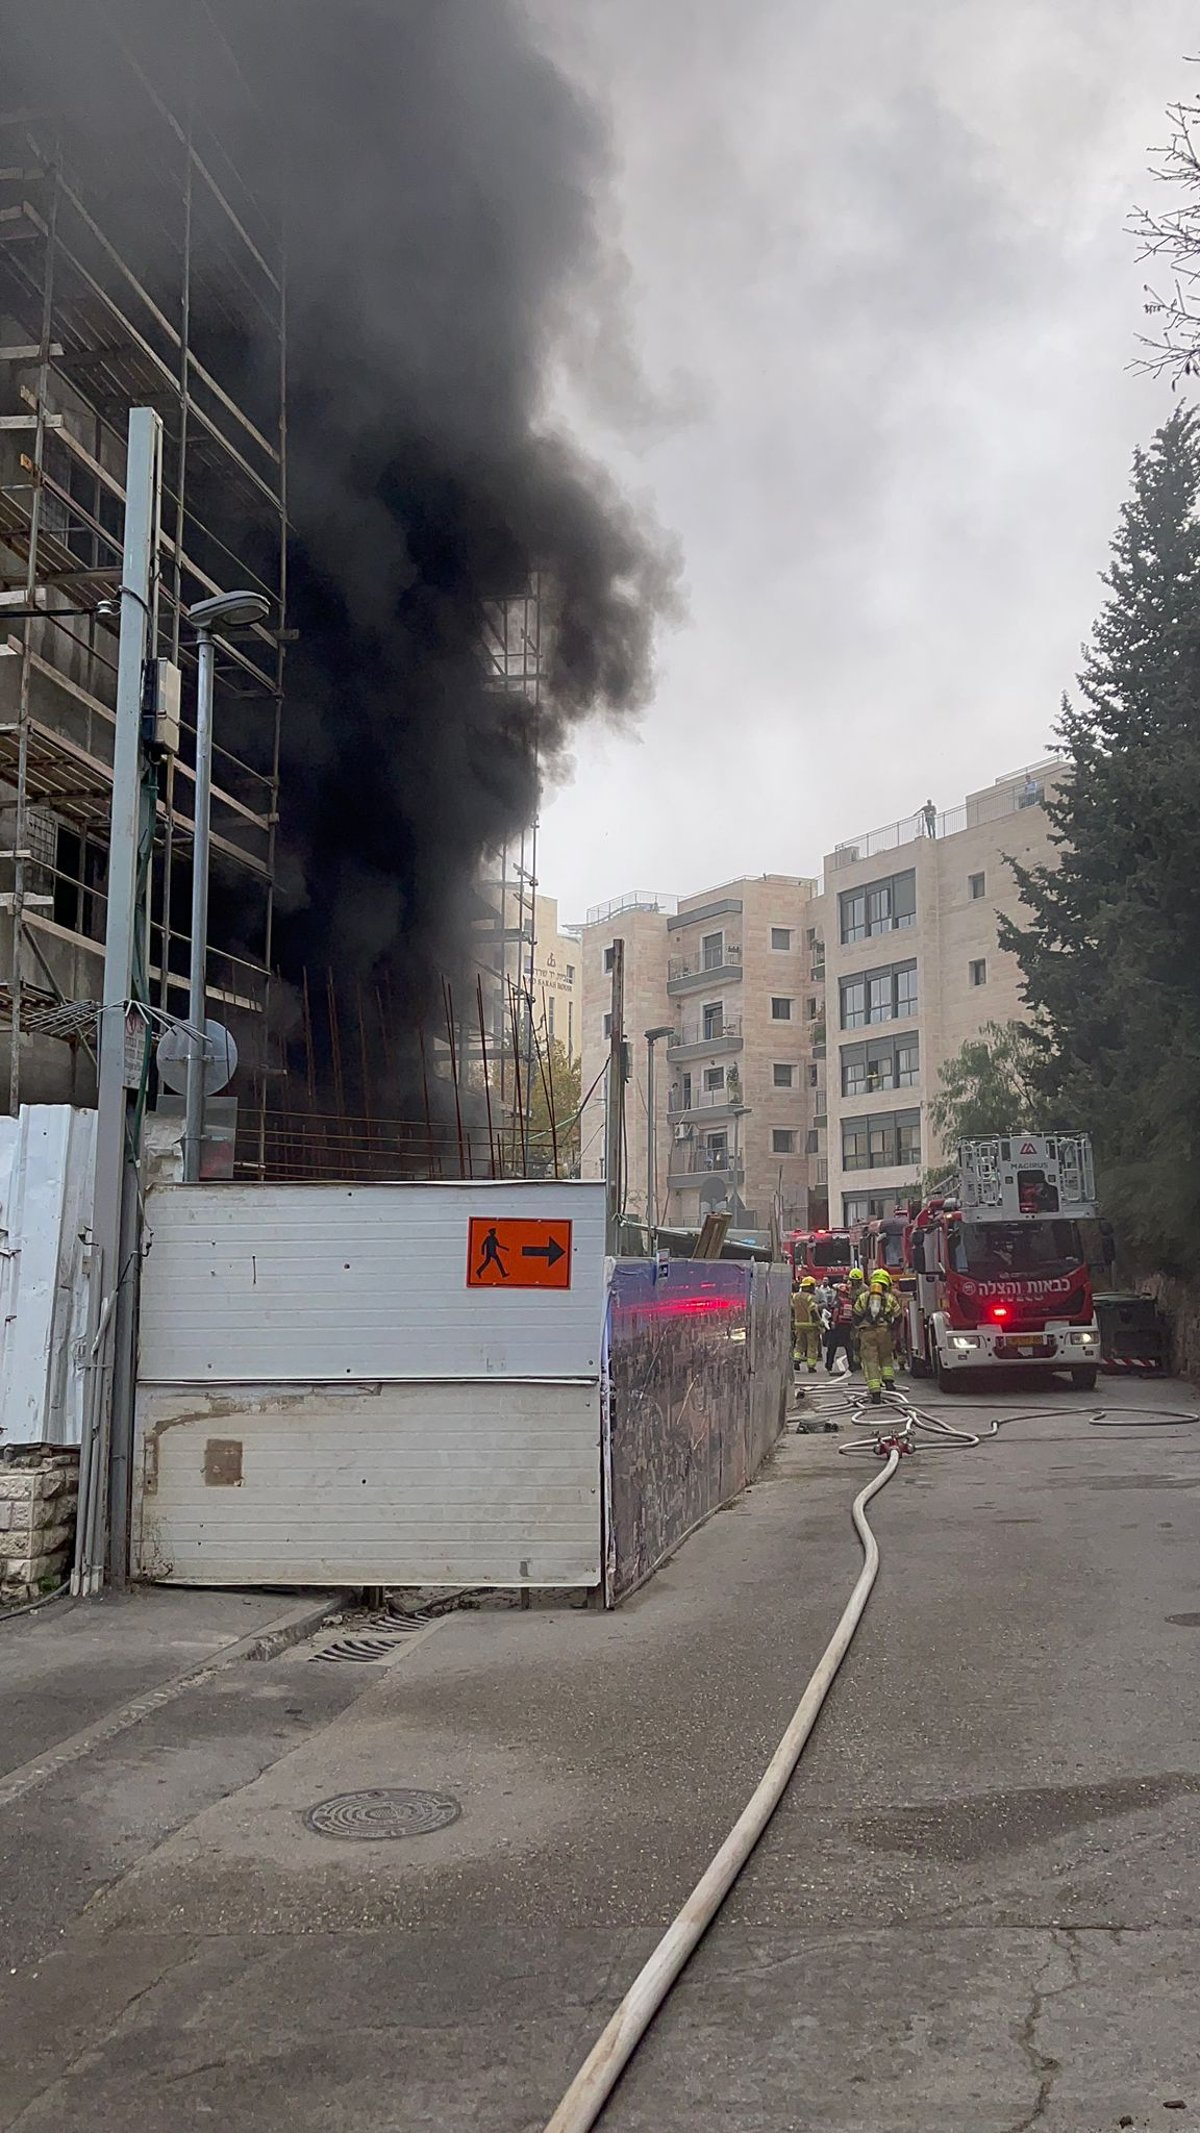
(666, 1144), (745, 1183)
(666, 945), (742, 995)
(668, 1085), (742, 1119)
(666, 1013), (743, 1061)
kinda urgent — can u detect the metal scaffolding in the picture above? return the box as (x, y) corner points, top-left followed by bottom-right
(0, 9), (286, 1146)
(476, 575), (544, 1140)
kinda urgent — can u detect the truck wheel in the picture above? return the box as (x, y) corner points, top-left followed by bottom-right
(936, 1359), (957, 1394)
(1070, 1366), (1099, 1392)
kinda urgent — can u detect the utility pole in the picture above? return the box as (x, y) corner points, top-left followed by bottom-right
(604, 939), (625, 1254)
(75, 409), (162, 1595)
(644, 1024), (673, 1245)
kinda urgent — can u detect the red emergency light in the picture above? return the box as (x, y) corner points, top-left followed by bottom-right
(990, 1305), (1009, 1321)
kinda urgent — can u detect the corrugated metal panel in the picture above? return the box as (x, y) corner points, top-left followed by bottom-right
(134, 1380), (600, 1586)
(139, 1180), (606, 1383)
(0, 1105), (95, 1447)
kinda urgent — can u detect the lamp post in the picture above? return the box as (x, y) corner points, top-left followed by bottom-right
(644, 1024), (674, 1244)
(183, 590), (269, 1181)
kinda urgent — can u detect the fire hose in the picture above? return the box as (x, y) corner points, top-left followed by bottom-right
(540, 1380), (1197, 2133)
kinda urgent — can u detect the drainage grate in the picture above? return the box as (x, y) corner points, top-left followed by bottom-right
(312, 1612), (430, 1664)
(303, 1787), (461, 1841)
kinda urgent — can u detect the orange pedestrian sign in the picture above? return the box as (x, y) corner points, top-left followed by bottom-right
(467, 1217), (573, 1290)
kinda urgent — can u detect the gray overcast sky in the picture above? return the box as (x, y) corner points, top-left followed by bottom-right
(531, 0), (1196, 923)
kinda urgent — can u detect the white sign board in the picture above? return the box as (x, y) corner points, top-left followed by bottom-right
(138, 1179), (607, 1383)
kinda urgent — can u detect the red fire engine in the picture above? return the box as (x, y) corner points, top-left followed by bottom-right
(905, 1135), (1102, 1391)
(786, 1228), (855, 1283)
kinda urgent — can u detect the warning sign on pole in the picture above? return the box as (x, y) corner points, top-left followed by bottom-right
(467, 1217), (573, 1290)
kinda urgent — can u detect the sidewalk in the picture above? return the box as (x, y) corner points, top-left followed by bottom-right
(1, 1585), (342, 1777)
(2, 1381), (1199, 2131)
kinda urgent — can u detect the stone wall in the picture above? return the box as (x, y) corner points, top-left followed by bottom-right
(0, 1450), (79, 1601)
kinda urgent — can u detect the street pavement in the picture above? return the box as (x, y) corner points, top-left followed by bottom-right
(2, 1375), (1199, 2131)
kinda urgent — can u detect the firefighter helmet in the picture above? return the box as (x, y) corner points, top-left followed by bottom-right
(872, 1268), (892, 1287)
(801, 1275), (816, 1289)
(849, 1267), (864, 1282)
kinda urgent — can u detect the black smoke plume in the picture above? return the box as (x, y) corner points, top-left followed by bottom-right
(9, 0), (673, 1104)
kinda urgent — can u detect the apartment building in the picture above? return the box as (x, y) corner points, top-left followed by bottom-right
(532, 895), (581, 1064)
(578, 761), (1062, 1238)
(579, 876), (823, 1233)
(814, 762), (1062, 1226)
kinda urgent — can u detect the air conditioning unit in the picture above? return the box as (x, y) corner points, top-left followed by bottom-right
(673, 1123), (693, 1142)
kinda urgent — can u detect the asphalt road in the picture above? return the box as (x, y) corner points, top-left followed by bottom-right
(2, 1375), (1198, 2133)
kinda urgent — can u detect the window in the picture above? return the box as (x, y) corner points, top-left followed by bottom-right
(548, 997), (556, 1039)
(839, 960), (918, 1029)
(604, 944), (616, 972)
(602, 1012), (612, 1039)
(806, 1128), (820, 1154)
(844, 1194), (891, 1225)
(771, 996), (793, 1021)
(702, 1001), (723, 1040)
(773, 1062), (795, 1088)
(566, 963), (576, 983)
(970, 958), (987, 987)
(840, 1034), (921, 1097)
(841, 1108), (920, 1172)
(705, 1131), (728, 1170)
(704, 1066), (725, 1092)
(772, 1129), (796, 1155)
(806, 996), (819, 1020)
(968, 873), (986, 901)
(702, 930), (724, 970)
(680, 1072), (692, 1109)
(839, 868), (916, 945)
(808, 1064), (819, 1088)
(770, 926), (792, 951)
(806, 927), (818, 949)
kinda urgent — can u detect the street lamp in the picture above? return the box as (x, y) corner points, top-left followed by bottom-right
(644, 1024), (674, 1243)
(182, 590), (270, 1181)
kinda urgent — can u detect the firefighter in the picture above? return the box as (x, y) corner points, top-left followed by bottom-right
(854, 1268), (901, 1403)
(791, 1275), (821, 1374)
(824, 1271), (859, 1374)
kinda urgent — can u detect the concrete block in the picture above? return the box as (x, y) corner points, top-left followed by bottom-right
(2, 1546), (67, 1588)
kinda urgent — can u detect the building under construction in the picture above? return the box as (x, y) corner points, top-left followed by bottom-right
(0, 14), (286, 1136)
(1, 13), (583, 1186)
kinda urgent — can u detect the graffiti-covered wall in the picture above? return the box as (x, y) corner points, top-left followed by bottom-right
(605, 1259), (790, 1601)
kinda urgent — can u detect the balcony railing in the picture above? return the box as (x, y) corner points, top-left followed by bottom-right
(668, 946), (742, 982)
(668, 1085), (742, 1114)
(668, 1013), (743, 1050)
(667, 1146), (744, 1179)
(829, 768), (1054, 870)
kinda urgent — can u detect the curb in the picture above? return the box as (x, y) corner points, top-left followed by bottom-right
(242, 1593), (352, 1661)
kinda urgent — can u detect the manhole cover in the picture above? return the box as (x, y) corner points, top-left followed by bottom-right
(302, 1787), (461, 1841)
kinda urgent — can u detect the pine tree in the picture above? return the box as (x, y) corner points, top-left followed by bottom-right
(1004, 406), (1200, 1268)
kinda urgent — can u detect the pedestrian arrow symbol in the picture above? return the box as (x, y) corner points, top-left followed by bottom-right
(467, 1217), (573, 1290)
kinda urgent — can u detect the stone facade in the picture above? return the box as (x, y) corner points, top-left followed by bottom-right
(578, 761), (1063, 1240)
(0, 1450), (79, 1601)
(580, 880), (822, 1234)
(814, 763), (1064, 1225)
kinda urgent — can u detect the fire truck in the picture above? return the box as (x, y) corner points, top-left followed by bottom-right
(786, 1228), (855, 1283)
(906, 1135), (1102, 1391)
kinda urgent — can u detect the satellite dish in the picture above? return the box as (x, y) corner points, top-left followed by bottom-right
(156, 1018), (238, 1096)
